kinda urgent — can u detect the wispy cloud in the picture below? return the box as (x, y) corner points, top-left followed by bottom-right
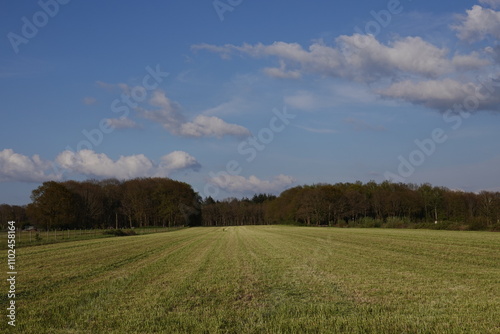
(105, 117), (140, 129)
(343, 118), (386, 132)
(82, 97), (97, 105)
(295, 125), (337, 134)
(136, 90), (251, 138)
(263, 60), (301, 79)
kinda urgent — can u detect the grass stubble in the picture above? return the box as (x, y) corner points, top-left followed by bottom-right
(1, 226), (498, 333)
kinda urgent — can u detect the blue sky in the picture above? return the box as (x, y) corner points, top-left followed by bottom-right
(1, 0), (500, 205)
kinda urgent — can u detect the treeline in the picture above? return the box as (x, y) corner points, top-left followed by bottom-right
(201, 182), (500, 230)
(23, 178), (201, 230)
(266, 182), (500, 230)
(1, 179), (500, 231)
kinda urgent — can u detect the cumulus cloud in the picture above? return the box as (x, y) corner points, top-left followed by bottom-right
(338, 35), (454, 80)
(208, 174), (295, 193)
(193, 35), (489, 83)
(379, 78), (500, 111)
(159, 151), (201, 172)
(137, 90), (251, 138)
(56, 149), (200, 179)
(56, 150), (154, 179)
(105, 117), (140, 129)
(453, 5), (500, 41)
(193, 22), (500, 113)
(0, 149), (60, 182)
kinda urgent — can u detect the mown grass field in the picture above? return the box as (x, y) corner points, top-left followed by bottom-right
(2, 226), (499, 333)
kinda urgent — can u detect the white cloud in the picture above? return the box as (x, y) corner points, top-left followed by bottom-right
(208, 174), (295, 193)
(451, 52), (491, 70)
(0, 149), (60, 182)
(193, 35), (489, 83)
(453, 5), (500, 41)
(56, 150), (154, 179)
(137, 90), (251, 138)
(56, 150), (200, 180)
(136, 90), (184, 131)
(263, 60), (301, 79)
(379, 78), (500, 111)
(338, 35), (453, 80)
(98, 81), (251, 139)
(105, 117), (140, 129)
(159, 151), (201, 172)
(179, 115), (251, 138)
(479, 0), (500, 9)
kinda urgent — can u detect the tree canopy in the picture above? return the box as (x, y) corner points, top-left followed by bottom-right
(2, 179), (499, 231)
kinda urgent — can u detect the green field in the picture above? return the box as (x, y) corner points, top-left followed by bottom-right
(2, 226), (499, 333)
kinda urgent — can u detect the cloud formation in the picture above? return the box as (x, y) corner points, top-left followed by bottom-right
(0, 149), (60, 182)
(137, 90), (251, 138)
(56, 150), (200, 179)
(159, 151), (201, 172)
(193, 35), (489, 83)
(0, 148), (202, 183)
(193, 4), (500, 114)
(453, 5), (500, 41)
(263, 60), (301, 79)
(208, 174), (295, 193)
(56, 150), (154, 179)
(379, 78), (500, 111)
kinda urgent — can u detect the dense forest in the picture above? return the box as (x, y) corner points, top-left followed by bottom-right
(1, 178), (499, 231)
